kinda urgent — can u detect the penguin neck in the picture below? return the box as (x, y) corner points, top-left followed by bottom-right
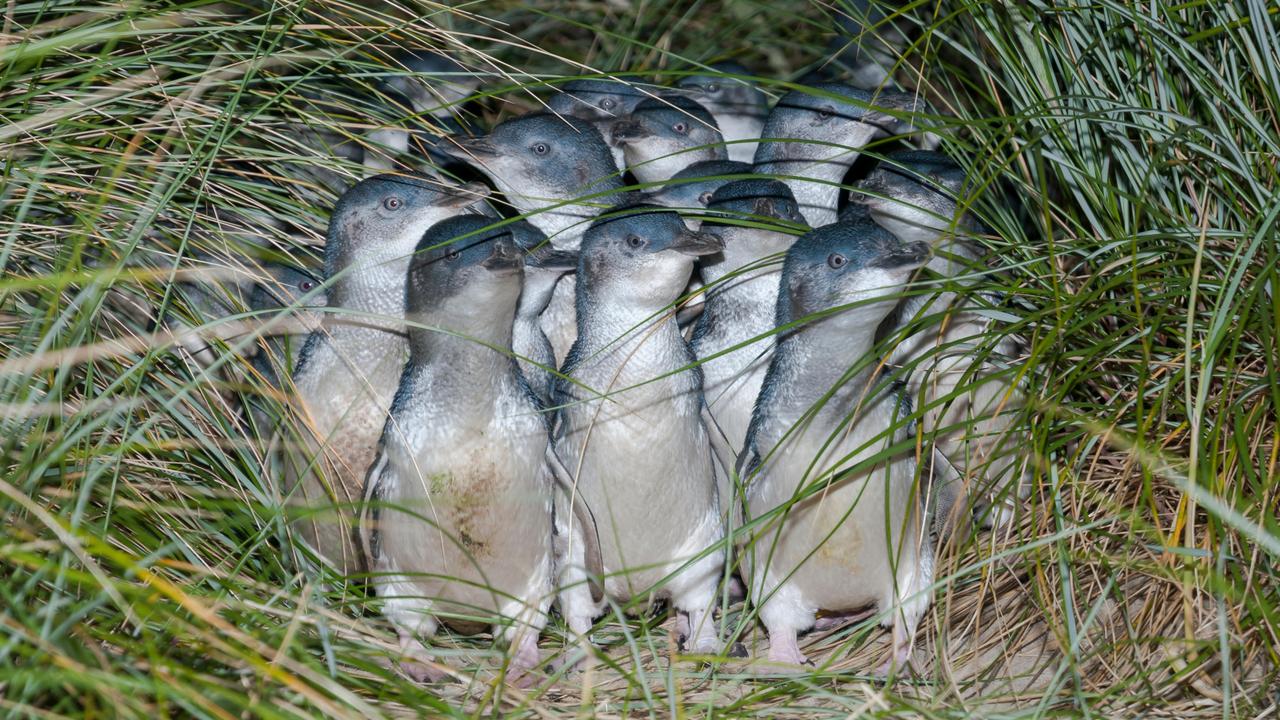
(754, 125), (880, 226)
(517, 269), (563, 321)
(522, 209), (594, 251)
(701, 227), (790, 286)
(505, 181), (623, 251)
(576, 297), (682, 357)
(406, 313), (517, 388)
(324, 259), (410, 337)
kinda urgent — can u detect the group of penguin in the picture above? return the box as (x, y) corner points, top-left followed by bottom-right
(225, 47), (1029, 687)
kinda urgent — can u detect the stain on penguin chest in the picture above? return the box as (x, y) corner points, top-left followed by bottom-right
(422, 448), (506, 557)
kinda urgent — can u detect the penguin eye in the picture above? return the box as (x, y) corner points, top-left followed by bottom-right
(698, 191), (713, 205)
(299, 280), (316, 292)
(816, 106), (834, 121)
(383, 196), (403, 211)
(600, 98), (616, 111)
(531, 142), (550, 155)
(446, 248), (462, 262)
(705, 83), (719, 94)
(671, 122), (688, 135)
(625, 235), (644, 249)
(827, 252), (848, 269)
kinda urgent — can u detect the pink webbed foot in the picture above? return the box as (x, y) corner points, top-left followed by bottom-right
(401, 659), (448, 683)
(397, 632), (450, 683)
(759, 626), (812, 673)
(503, 630), (543, 689)
(875, 622), (917, 679)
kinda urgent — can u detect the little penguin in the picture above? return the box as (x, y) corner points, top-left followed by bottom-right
(509, 220), (577, 405)
(443, 112), (626, 366)
(739, 219), (933, 673)
(360, 215), (554, 687)
(552, 206), (731, 655)
(642, 159), (752, 226)
(610, 95), (727, 185)
(280, 174), (488, 575)
(691, 179), (807, 517)
(858, 151), (1027, 530)
(678, 61), (769, 164)
(753, 82), (939, 226)
(546, 78), (654, 169)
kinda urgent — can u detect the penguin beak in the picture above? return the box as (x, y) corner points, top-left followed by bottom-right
(439, 181), (491, 208)
(610, 120), (651, 145)
(871, 241), (931, 269)
(445, 134), (498, 158)
(482, 239), (523, 273)
(526, 247), (578, 273)
(669, 229), (724, 257)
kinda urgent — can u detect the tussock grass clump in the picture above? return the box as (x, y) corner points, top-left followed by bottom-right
(0, 1), (1275, 717)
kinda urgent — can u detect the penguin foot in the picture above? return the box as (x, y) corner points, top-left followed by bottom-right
(764, 630), (809, 669)
(874, 643), (916, 680)
(874, 655), (914, 681)
(751, 657), (815, 676)
(505, 668), (540, 690)
(504, 632), (543, 689)
(401, 659), (449, 684)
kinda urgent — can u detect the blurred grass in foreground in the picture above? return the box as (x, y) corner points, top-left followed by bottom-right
(0, 0), (1277, 717)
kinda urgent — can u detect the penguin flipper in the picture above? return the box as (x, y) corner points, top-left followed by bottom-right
(545, 445), (605, 604)
(700, 406), (736, 479)
(358, 449), (391, 568)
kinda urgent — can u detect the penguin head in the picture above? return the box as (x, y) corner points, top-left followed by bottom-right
(546, 78), (649, 121)
(757, 83), (936, 164)
(579, 205), (723, 311)
(642, 160), (751, 218)
(325, 174), (488, 283)
(677, 61), (768, 116)
(249, 264), (328, 333)
(705, 179), (806, 227)
(779, 218), (930, 329)
(611, 96), (725, 184)
(856, 150), (970, 244)
(406, 214), (524, 330)
(380, 49), (478, 117)
(702, 179), (805, 263)
(445, 112), (622, 206)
